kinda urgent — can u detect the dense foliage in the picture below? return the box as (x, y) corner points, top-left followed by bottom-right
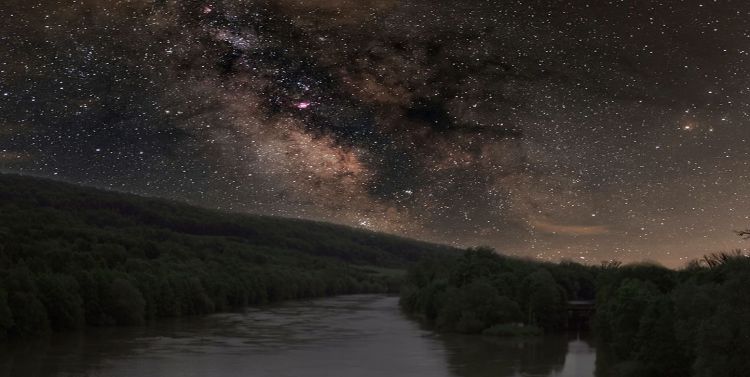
(402, 247), (750, 377)
(400, 247), (597, 335)
(594, 253), (750, 377)
(0, 174), (454, 339)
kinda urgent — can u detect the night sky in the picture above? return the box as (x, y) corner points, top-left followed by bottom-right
(2, 0), (750, 266)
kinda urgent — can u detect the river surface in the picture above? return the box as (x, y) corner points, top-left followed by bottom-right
(0, 295), (596, 377)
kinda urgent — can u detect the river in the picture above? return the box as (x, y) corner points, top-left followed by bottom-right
(0, 295), (596, 377)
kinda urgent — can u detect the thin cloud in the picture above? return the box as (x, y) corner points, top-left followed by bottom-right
(530, 219), (610, 236)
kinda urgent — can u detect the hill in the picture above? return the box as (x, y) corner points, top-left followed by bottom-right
(0, 173), (455, 338)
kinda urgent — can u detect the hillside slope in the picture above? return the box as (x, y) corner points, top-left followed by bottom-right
(0, 174), (455, 338)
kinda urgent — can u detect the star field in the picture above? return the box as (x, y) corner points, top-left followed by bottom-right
(2, 0), (750, 266)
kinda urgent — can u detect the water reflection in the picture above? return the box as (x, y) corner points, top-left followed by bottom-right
(0, 295), (596, 377)
(441, 332), (595, 377)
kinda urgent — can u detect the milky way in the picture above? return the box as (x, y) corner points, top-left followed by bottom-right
(2, 0), (750, 265)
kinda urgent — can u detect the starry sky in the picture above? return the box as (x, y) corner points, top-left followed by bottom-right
(2, 0), (750, 266)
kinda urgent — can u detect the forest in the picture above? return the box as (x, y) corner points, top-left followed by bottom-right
(3, 173), (750, 377)
(399, 247), (596, 335)
(592, 252), (750, 377)
(401, 247), (750, 377)
(0, 174), (454, 338)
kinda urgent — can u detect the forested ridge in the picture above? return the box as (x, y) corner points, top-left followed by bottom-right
(0, 173), (455, 338)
